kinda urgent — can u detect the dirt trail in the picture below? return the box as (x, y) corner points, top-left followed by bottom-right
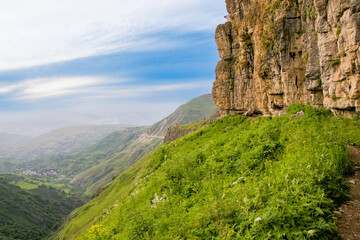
(337, 146), (360, 240)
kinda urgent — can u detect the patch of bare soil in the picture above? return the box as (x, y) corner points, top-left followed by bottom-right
(337, 146), (360, 240)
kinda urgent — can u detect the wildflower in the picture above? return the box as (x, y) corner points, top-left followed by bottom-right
(151, 193), (166, 207)
(131, 190), (139, 196)
(308, 230), (315, 236)
(255, 217), (262, 222)
(152, 193), (160, 204)
(307, 165), (311, 169)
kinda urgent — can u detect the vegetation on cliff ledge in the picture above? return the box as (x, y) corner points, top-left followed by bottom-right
(56, 105), (360, 239)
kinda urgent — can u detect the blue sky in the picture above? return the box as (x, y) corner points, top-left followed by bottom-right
(0, 0), (227, 136)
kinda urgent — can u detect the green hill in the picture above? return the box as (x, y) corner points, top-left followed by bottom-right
(55, 105), (360, 239)
(0, 174), (83, 240)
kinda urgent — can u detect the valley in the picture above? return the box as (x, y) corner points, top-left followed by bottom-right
(0, 94), (218, 239)
(0, 174), (83, 240)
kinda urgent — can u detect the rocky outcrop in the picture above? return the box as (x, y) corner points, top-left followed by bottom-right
(213, 0), (360, 117)
(163, 127), (195, 144)
(163, 112), (220, 144)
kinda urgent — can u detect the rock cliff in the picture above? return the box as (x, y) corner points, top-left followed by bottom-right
(213, 0), (360, 117)
(163, 112), (220, 143)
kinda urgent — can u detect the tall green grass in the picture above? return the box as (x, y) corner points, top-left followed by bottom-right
(57, 105), (360, 239)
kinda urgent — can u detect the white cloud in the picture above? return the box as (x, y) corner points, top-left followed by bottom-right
(0, 76), (120, 100)
(0, 84), (20, 94)
(20, 77), (106, 99)
(0, 76), (210, 101)
(87, 81), (211, 99)
(0, 0), (226, 71)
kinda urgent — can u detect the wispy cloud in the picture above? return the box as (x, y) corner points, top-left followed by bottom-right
(0, 0), (225, 71)
(0, 76), (119, 100)
(0, 76), (211, 101)
(0, 84), (21, 94)
(87, 81), (210, 99)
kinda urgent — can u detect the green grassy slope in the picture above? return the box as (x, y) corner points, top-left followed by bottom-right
(4, 124), (132, 162)
(55, 105), (360, 239)
(0, 174), (83, 240)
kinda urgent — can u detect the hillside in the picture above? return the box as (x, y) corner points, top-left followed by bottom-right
(0, 174), (83, 240)
(3, 124), (132, 162)
(146, 94), (219, 136)
(55, 105), (360, 239)
(69, 135), (162, 196)
(59, 127), (147, 178)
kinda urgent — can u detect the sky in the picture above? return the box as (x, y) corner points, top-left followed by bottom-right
(0, 0), (227, 136)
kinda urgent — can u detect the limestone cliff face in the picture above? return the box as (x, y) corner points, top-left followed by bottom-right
(213, 0), (360, 117)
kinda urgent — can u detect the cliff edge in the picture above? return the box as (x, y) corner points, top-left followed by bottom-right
(213, 0), (360, 117)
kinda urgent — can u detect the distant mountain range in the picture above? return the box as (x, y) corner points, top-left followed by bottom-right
(2, 124), (132, 162)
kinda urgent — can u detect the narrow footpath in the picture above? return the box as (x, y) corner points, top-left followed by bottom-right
(337, 146), (360, 240)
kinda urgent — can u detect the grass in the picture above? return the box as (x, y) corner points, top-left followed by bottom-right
(11, 180), (38, 189)
(304, 52), (309, 63)
(330, 59), (341, 66)
(55, 105), (360, 239)
(4, 173), (73, 193)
